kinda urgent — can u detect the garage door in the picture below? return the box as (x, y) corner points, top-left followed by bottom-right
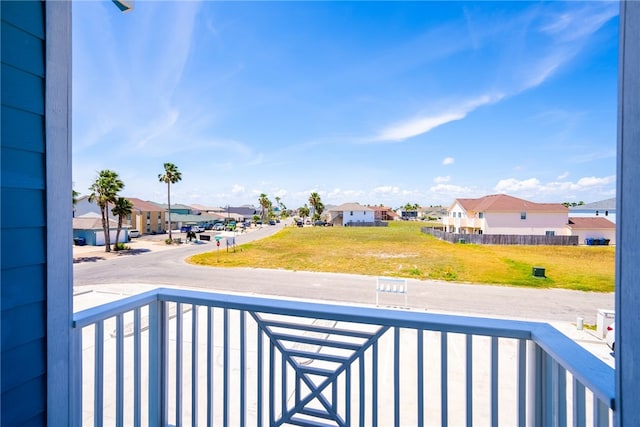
(95, 230), (126, 246)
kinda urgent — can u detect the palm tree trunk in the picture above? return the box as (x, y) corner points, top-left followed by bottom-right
(114, 218), (122, 251)
(167, 181), (172, 240)
(101, 207), (111, 252)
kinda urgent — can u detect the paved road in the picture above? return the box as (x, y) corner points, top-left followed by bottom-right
(74, 223), (614, 324)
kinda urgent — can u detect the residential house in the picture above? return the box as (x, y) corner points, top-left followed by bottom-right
(443, 194), (569, 236)
(370, 205), (398, 222)
(567, 217), (616, 245)
(75, 196), (166, 235)
(72, 212), (128, 246)
(327, 202), (376, 226)
(2, 2), (639, 426)
(569, 198), (617, 224)
(127, 197), (166, 235)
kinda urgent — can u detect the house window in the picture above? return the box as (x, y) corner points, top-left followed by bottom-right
(596, 210), (599, 216)
(158, 212), (162, 219)
(458, 212), (462, 218)
(520, 211), (527, 220)
(478, 212), (484, 219)
(350, 211), (353, 216)
(546, 231), (555, 237)
(605, 210), (609, 216)
(478, 230), (483, 235)
(147, 212), (151, 219)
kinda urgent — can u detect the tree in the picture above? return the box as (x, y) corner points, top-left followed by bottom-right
(308, 192), (324, 221)
(258, 193), (271, 221)
(111, 197), (133, 250)
(89, 170), (124, 253)
(158, 163), (182, 241)
(298, 204), (310, 220)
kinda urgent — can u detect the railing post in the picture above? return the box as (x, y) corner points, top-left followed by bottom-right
(527, 341), (543, 427)
(71, 325), (83, 427)
(149, 299), (167, 426)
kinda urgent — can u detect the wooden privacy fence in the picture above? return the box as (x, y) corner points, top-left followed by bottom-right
(422, 228), (579, 246)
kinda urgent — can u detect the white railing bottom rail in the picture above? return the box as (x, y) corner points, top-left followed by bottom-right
(72, 288), (614, 427)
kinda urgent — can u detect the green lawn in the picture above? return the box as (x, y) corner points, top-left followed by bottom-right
(188, 221), (615, 292)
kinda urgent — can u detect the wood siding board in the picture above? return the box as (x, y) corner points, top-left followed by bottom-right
(1, 339), (46, 393)
(1, 303), (46, 351)
(0, 375), (46, 426)
(1, 147), (45, 189)
(1, 21), (45, 77)
(1, 266), (46, 311)
(1, 106), (45, 153)
(1, 0), (49, 425)
(1, 64), (45, 115)
(1, 188), (46, 228)
(1, 227), (46, 269)
(0, 0), (45, 39)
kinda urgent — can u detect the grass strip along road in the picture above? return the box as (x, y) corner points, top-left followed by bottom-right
(188, 222), (614, 292)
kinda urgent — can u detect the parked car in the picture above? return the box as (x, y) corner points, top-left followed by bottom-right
(191, 225), (204, 232)
(314, 220), (326, 227)
(180, 226), (191, 233)
(296, 220), (303, 227)
(606, 322), (615, 351)
(269, 220), (276, 225)
(129, 229), (140, 238)
(214, 223), (225, 231)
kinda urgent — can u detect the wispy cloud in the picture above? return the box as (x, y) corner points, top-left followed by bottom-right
(442, 157), (455, 166)
(365, 2), (616, 145)
(371, 93), (504, 143)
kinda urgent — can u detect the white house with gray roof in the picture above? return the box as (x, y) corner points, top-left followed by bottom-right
(328, 203), (375, 226)
(569, 198), (617, 224)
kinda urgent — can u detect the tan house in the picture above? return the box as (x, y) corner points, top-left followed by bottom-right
(126, 197), (166, 235)
(443, 194), (569, 236)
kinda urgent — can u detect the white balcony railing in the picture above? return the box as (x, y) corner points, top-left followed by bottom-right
(72, 288), (614, 426)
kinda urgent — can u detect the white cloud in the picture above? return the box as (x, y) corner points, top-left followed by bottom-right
(372, 93), (504, 143)
(557, 171), (569, 180)
(374, 186), (401, 194)
(442, 157), (455, 166)
(429, 183), (475, 196)
(493, 175), (616, 199)
(434, 176), (450, 184)
(576, 176), (615, 187)
(494, 178), (542, 193)
(231, 184), (245, 194)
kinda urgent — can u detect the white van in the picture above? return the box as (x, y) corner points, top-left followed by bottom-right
(129, 229), (140, 238)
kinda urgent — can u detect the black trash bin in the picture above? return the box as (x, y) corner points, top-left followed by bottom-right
(74, 237), (86, 246)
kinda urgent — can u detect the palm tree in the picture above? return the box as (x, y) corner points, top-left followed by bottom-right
(308, 192), (324, 221)
(158, 163), (182, 240)
(258, 193), (271, 221)
(89, 170), (124, 253)
(111, 197), (133, 250)
(298, 204), (310, 222)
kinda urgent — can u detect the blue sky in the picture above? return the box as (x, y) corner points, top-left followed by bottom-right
(72, 1), (619, 209)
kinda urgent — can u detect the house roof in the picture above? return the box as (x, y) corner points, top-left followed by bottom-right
(190, 204), (226, 213)
(329, 202), (374, 212)
(452, 194), (567, 214)
(570, 198), (616, 211)
(73, 212), (121, 230)
(125, 197), (165, 212)
(567, 217), (616, 229)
